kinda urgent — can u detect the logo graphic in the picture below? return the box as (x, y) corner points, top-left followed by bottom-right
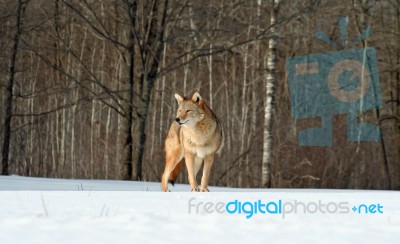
(286, 16), (382, 146)
(188, 197), (384, 219)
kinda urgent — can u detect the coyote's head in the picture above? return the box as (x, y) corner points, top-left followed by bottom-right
(174, 92), (205, 128)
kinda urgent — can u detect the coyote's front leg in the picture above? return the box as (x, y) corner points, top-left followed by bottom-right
(200, 154), (214, 192)
(184, 152), (199, 191)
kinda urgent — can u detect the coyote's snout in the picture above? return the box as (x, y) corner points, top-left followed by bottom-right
(161, 92), (223, 192)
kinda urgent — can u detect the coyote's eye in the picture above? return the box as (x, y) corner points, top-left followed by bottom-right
(186, 110), (192, 114)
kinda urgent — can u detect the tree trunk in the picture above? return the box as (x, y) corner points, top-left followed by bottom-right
(120, 0), (137, 180)
(1, 0), (27, 175)
(262, 0), (279, 188)
(131, 0), (168, 181)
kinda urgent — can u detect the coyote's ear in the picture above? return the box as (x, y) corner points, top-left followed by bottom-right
(174, 93), (184, 104)
(191, 92), (202, 104)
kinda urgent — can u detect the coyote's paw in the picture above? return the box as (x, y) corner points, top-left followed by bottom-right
(191, 186), (200, 192)
(200, 188), (209, 192)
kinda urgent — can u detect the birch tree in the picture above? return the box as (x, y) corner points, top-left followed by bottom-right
(262, 0), (279, 188)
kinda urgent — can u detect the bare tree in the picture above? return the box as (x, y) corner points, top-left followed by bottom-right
(1, 0), (29, 175)
(262, 0), (279, 188)
(130, 0), (169, 181)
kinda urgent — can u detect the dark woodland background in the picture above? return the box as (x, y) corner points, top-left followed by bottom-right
(0, 0), (399, 189)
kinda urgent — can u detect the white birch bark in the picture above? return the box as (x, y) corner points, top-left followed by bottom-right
(262, 0), (279, 188)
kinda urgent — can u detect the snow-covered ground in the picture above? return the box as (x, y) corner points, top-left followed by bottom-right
(0, 175), (399, 243)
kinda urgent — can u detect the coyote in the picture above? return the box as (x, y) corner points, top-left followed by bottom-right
(161, 92), (223, 192)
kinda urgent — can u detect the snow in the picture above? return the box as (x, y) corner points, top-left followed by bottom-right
(0, 175), (399, 244)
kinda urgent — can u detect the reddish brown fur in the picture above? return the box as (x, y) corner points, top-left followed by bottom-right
(168, 159), (183, 185)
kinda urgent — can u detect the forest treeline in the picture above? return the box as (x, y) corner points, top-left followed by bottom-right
(0, 0), (399, 189)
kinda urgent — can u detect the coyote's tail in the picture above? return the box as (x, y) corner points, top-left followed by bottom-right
(168, 159), (183, 186)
